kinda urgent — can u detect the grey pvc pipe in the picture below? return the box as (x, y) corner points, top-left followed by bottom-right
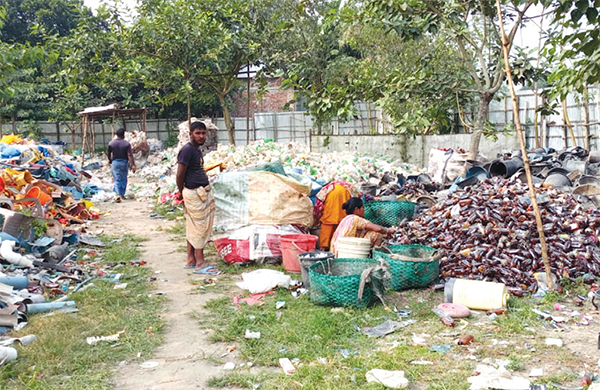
(26, 301), (76, 314)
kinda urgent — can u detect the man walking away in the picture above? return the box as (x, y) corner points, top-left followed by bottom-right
(175, 121), (221, 275)
(107, 128), (136, 203)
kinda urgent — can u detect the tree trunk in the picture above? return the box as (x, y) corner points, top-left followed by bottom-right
(11, 116), (16, 134)
(467, 93), (493, 160)
(187, 92), (191, 131)
(218, 94), (235, 146)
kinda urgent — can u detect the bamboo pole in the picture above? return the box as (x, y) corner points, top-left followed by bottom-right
(496, 0), (553, 289)
(533, 10), (545, 149)
(583, 87), (590, 150)
(562, 99), (578, 147)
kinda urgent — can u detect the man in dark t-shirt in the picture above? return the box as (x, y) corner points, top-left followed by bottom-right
(175, 121), (220, 275)
(107, 128), (136, 203)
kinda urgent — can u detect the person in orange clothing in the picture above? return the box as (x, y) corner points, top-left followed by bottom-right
(319, 183), (351, 251)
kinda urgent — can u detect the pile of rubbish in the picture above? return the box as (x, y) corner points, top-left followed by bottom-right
(395, 176), (600, 291)
(204, 140), (422, 184)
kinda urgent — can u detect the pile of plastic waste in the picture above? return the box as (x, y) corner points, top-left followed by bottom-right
(204, 140), (423, 183)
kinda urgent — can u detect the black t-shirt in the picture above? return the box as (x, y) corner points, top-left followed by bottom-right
(178, 142), (209, 189)
(108, 138), (132, 160)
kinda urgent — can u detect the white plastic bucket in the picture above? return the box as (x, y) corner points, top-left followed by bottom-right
(444, 278), (508, 310)
(336, 237), (371, 259)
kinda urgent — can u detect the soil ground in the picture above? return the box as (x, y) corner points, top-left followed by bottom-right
(96, 198), (244, 390)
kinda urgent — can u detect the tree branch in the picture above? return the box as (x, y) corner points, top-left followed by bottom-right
(457, 37), (483, 91)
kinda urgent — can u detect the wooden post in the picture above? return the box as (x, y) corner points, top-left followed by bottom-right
(496, 0), (553, 289)
(81, 116), (87, 165)
(56, 122), (60, 142)
(91, 119), (96, 156)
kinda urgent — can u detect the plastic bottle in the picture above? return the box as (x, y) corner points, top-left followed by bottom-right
(432, 308), (456, 327)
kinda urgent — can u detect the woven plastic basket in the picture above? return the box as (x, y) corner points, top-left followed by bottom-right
(309, 259), (380, 308)
(364, 201), (415, 227)
(373, 244), (440, 291)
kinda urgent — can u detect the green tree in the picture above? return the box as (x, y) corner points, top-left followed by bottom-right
(0, 0), (91, 44)
(126, 0), (274, 145)
(361, 0), (535, 158)
(544, 0), (600, 98)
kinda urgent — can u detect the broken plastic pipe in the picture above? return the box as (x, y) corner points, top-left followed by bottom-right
(26, 300), (76, 314)
(0, 240), (34, 268)
(0, 276), (28, 289)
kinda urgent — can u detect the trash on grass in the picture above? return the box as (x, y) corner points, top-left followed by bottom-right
(279, 358), (296, 375)
(365, 369), (409, 389)
(467, 364), (530, 390)
(236, 269), (292, 294)
(363, 320), (415, 337)
(86, 329), (125, 345)
(245, 329), (261, 339)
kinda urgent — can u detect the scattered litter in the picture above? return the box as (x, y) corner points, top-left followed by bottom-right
(365, 369), (409, 389)
(113, 283), (128, 290)
(467, 364), (530, 390)
(236, 269), (292, 294)
(431, 344), (453, 353)
(0, 346), (18, 365)
(140, 361), (159, 369)
(221, 345), (237, 357)
(545, 338), (563, 347)
(529, 368), (544, 377)
(363, 320), (416, 338)
(86, 329), (125, 345)
(410, 359), (433, 365)
(245, 330), (261, 339)
(223, 362), (235, 370)
(279, 358), (296, 375)
(0, 335), (36, 346)
(317, 357), (327, 364)
(457, 335), (474, 345)
(276, 301), (286, 310)
(233, 292), (274, 307)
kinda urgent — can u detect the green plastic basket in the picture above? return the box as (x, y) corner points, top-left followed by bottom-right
(309, 259), (379, 308)
(364, 201), (415, 227)
(373, 244), (439, 291)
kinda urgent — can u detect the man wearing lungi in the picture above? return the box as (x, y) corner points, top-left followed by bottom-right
(175, 121), (221, 275)
(107, 128), (136, 203)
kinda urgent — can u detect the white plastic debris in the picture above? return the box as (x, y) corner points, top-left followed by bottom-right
(236, 269), (292, 294)
(365, 369), (409, 389)
(245, 330), (261, 339)
(86, 330), (125, 345)
(0, 346), (18, 365)
(545, 338), (563, 347)
(467, 364), (530, 390)
(223, 362), (235, 370)
(140, 361), (159, 369)
(0, 240), (34, 268)
(279, 358), (296, 375)
(528, 368), (543, 377)
(0, 335), (36, 346)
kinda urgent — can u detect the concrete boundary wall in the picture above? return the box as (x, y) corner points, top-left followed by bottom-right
(310, 134), (520, 168)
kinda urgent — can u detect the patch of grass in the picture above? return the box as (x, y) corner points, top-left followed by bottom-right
(166, 222), (185, 236)
(208, 371), (273, 388)
(153, 201), (184, 221)
(200, 284), (586, 390)
(0, 235), (165, 390)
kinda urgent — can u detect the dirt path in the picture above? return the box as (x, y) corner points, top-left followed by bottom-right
(94, 199), (232, 390)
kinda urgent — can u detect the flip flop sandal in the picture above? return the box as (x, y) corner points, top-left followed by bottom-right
(193, 266), (222, 275)
(183, 265), (196, 269)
